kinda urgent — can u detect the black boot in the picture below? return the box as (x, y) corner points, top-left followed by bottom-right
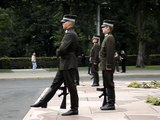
(100, 104), (115, 110)
(30, 101), (47, 108)
(100, 88), (116, 110)
(30, 87), (55, 108)
(61, 108), (78, 116)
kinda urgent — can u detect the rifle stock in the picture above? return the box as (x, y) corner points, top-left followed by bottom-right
(97, 87), (108, 106)
(58, 86), (68, 109)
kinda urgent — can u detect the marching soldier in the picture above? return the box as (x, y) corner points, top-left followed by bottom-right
(99, 20), (116, 110)
(30, 14), (79, 116)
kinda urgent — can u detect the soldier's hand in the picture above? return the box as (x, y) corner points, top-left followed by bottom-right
(106, 67), (112, 71)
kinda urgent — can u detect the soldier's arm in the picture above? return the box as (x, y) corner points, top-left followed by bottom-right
(56, 34), (72, 57)
(105, 35), (115, 69)
(94, 45), (100, 64)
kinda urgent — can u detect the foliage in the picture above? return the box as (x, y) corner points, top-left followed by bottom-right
(0, 56), (59, 69)
(141, 81), (160, 88)
(150, 80), (160, 88)
(0, 8), (13, 56)
(128, 80), (160, 88)
(0, 0), (160, 59)
(128, 81), (141, 88)
(2, 54), (160, 69)
(0, 56), (89, 69)
(146, 96), (160, 106)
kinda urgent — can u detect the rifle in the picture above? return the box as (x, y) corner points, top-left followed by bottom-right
(58, 85), (68, 109)
(97, 87), (108, 106)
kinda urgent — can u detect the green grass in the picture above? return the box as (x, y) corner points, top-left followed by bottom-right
(0, 69), (12, 73)
(127, 65), (160, 70)
(45, 65), (160, 71)
(1, 65), (160, 72)
(45, 68), (58, 71)
(45, 67), (88, 71)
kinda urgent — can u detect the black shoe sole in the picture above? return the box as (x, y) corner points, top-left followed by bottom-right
(61, 113), (78, 116)
(91, 85), (99, 87)
(100, 107), (115, 110)
(30, 103), (47, 108)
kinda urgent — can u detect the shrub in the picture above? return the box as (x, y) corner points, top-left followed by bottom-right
(0, 56), (89, 69)
(150, 80), (160, 88)
(141, 82), (151, 88)
(128, 80), (160, 89)
(128, 81), (141, 88)
(0, 57), (58, 69)
(146, 96), (160, 105)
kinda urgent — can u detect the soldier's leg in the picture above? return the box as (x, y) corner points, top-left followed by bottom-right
(101, 70), (108, 106)
(62, 69), (79, 116)
(30, 70), (64, 108)
(92, 64), (99, 86)
(104, 70), (115, 104)
(74, 68), (80, 85)
(101, 70), (115, 110)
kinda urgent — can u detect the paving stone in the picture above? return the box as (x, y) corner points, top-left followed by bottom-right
(23, 81), (160, 120)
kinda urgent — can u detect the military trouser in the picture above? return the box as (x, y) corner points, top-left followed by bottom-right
(91, 63), (99, 85)
(74, 68), (80, 85)
(102, 70), (115, 105)
(40, 69), (79, 109)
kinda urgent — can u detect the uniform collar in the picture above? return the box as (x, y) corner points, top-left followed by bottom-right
(105, 34), (108, 37)
(65, 28), (74, 33)
(65, 30), (68, 33)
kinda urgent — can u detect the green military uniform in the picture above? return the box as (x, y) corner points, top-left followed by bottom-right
(90, 42), (100, 86)
(31, 14), (79, 116)
(31, 29), (79, 110)
(100, 33), (116, 106)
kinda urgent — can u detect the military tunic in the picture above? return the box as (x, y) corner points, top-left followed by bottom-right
(100, 33), (116, 105)
(100, 34), (115, 70)
(57, 29), (78, 70)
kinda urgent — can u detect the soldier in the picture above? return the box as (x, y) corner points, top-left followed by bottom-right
(89, 35), (100, 86)
(99, 20), (116, 110)
(30, 14), (79, 116)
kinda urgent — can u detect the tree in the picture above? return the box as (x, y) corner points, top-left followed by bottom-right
(0, 0), (160, 61)
(0, 8), (13, 56)
(135, 0), (159, 67)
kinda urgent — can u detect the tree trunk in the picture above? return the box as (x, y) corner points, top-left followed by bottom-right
(136, 41), (145, 67)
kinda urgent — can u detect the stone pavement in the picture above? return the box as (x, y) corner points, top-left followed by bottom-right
(23, 80), (160, 120)
(0, 69), (160, 120)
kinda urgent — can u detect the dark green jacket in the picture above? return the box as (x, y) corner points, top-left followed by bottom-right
(56, 29), (79, 70)
(100, 33), (115, 70)
(89, 43), (100, 64)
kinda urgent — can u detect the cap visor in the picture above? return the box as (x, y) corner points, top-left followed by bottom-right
(61, 19), (66, 23)
(101, 25), (106, 28)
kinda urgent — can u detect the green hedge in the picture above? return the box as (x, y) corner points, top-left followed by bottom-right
(0, 57), (59, 69)
(126, 55), (137, 66)
(147, 54), (160, 65)
(0, 55), (160, 69)
(0, 56), (89, 69)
